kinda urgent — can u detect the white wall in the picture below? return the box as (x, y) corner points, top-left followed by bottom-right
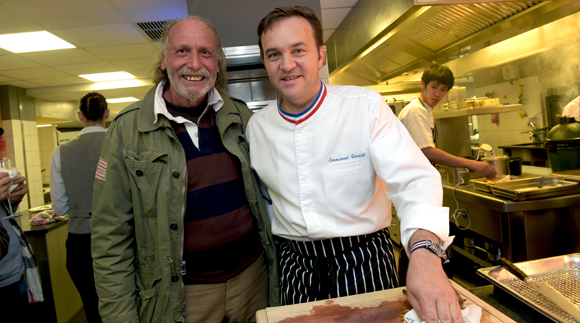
(2, 119), (44, 210)
(474, 75), (542, 154)
(38, 126), (58, 185)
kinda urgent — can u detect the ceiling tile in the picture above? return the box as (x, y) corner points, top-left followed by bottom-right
(29, 76), (92, 87)
(52, 62), (120, 75)
(86, 43), (158, 61)
(3, 0), (127, 29)
(125, 69), (153, 79)
(0, 55), (43, 71)
(321, 8), (352, 29)
(320, 0), (358, 9)
(0, 80), (43, 88)
(0, 74), (15, 82)
(1, 67), (69, 80)
(19, 49), (103, 66)
(111, 57), (157, 70)
(109, 0), (188, 22)
(53, 24), (149, 48)
(0, 4), (43, 34)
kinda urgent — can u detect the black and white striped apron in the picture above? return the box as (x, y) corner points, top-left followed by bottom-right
(277, 228), (398, 306)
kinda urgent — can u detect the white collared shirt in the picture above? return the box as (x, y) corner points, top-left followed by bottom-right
(247, 84), (451, 251)
(398, 96), (436, 149)
(50, 126), (107, 216)
(153, 81), (224, 149)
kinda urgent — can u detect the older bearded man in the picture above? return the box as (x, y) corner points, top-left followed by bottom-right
(91, 16), (278, 323)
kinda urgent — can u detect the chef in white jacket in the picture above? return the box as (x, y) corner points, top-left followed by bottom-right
(248, 6), (465, 323)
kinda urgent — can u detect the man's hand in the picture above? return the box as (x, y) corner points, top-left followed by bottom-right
(468, 160), (497, 180)
(0, 173), (27, 205)
(406, 230), (463, 323)
(10, 176), (27, 205)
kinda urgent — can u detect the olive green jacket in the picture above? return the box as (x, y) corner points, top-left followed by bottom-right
(91, 86), (279, 323)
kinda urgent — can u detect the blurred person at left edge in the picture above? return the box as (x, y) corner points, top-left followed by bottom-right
(50, 92), (109, 323)
(90, 15), (278, 323)
(0, 128), (38, 323)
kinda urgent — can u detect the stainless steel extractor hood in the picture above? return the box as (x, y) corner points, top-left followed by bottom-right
(327, 0), (580, 87)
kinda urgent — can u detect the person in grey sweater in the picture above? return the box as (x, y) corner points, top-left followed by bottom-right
(50, 92), (109, 323)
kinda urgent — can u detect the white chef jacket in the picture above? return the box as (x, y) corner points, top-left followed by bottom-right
(398, 97), (436, 149)
(562, 95), (580, 122)
(50, 126), (107, 216)
(153, 81), (224, 149)
(247, 83), (451, 251)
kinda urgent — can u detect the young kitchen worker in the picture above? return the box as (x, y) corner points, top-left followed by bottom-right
(398, 65), (496, 179)
(50, 92), (109, 323)
(91, 15), (277, 323)
(249, 6), (464, 322)
(561, 63), (580, 121)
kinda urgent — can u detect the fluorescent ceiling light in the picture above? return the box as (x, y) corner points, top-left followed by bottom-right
(0, 31), (75, 53)
(79, 72), (136, 82)
(37, 124), (53, 128)
(106, 97), (139, 103)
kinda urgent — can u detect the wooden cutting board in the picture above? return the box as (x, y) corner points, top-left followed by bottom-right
(256, 281), (515, 323)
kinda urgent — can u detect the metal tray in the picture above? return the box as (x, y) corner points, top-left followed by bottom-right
(471, 175), (541, 192)
(478, 254), (580, 323)
(490, 176), (580, 201)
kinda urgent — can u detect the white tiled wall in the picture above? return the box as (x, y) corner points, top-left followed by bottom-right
(38, 126), (58, 185)
(473, 76), (542, 154)
(2, 120), (44, 211)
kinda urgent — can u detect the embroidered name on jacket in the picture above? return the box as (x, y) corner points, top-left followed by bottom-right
(329, 153), (365, 163)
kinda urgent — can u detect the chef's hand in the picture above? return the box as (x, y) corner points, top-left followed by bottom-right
(406, 230), (464, 323)
(468, 161), (497, 180)
(0, 173), (27, 204)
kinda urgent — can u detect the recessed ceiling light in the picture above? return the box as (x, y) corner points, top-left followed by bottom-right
(106, 97), (139, 103)
(79, 72), (136, 82)
(0, 31), (75, 53)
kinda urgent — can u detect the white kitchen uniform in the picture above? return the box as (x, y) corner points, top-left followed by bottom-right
(398, 96), (437, 149)
(562, 95), (580, 122)
(247, 83), (451, 252)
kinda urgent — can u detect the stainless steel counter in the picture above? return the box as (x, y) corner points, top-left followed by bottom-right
(439, 170), (580, 265)
(441, 174), (580, 213)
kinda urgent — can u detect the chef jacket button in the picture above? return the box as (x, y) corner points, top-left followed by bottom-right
(172, 171), (180, 179)
(194, 133), (198, 137)
(170, 223), (178, 230)
(136, 170), (144, 176)
(171, 275), (179, 282)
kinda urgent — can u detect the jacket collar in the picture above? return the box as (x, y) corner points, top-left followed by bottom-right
(138, 84), (242, 133)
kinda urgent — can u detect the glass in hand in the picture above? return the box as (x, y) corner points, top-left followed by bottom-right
(0, 158), (20, 219)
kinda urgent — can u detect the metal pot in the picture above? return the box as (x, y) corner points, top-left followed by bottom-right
(484, 156), (510, 176)
(447, 166), (470, 185)
(509, 157), (523, 176)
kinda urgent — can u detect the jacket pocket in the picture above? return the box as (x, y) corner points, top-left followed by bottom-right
(123, 150), (167, 217)
(138, 281), (161, 323)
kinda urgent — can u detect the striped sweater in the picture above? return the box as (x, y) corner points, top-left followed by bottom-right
(170, 107), (261, 284)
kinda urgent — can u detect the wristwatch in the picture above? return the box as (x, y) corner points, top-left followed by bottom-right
(410, 240), (448, 262)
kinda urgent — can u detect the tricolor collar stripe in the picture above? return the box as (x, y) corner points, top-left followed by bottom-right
(278, 82), (326, 125)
